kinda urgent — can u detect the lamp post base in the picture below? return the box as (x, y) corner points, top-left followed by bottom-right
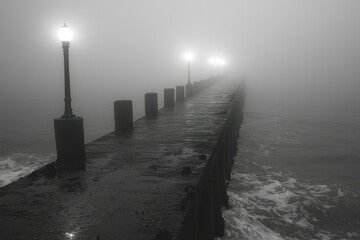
(54, 116), (86, 171)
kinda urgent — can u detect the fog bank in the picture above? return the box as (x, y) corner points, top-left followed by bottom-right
(0, 0), (359, 136)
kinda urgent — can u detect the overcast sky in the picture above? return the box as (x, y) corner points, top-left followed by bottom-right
(0, 0), (359, 119)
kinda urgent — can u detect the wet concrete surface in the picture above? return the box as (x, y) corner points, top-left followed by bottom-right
(0, 81), (239, 240)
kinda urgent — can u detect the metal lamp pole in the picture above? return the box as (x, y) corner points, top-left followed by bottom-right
(187, 60), (191, 84)
(61, 38), (75, 118)
(211, 63), (214, 78)
(54, 23), (86, 170)
(185, 52), (193, 97)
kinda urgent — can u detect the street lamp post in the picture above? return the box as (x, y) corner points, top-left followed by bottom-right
(188, 60), (190, 84)
(59, 24), (75, 118)
(213, 58), (225, 77)
(215, 59), (220, 76)
(54, 23), (86, 171)
(185, 52), (193, 84)
(185, 52), (193, 97)
(209, 58), (215, 78)
(218, 59), (225, 76)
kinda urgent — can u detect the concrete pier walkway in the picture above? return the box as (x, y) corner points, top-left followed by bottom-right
(0, 80), (243, 240)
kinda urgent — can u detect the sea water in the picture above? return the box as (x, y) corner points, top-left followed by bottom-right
(222, 97), (360, 239)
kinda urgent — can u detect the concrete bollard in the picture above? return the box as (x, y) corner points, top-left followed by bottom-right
(176, 86), (185, 102)
(186, 83), (193, 98)
(114, 100), (133, 134)
(194, 81), (200, 94)
(164, 88), (175, 108)
(54, 117), (86, 170)
(145, 92), (158, 118)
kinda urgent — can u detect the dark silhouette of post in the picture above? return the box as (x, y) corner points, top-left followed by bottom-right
(114, 100), (133, 134)
(176, 86), (185, 102)
(54, 23), (86, 171)
(164, 88), (175, 107)
(145, 92), (158, 118)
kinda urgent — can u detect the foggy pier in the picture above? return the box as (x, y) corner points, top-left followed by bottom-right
(2, 1), (360, 239)
(0, 78), (244, 240)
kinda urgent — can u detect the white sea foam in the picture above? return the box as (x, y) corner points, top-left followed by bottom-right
(221, 166), (356, 240)
(337, 188), (345, 197)
(347, 232), (360, 238)
(0, 153), (55, 187)
(223, 191), (287, 240)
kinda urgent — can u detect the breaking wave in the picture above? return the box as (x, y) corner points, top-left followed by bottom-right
(0, 153), (55, 187)
(221, 161), (360, 240)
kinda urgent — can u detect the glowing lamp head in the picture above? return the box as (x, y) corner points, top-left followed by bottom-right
(209, 58), (216, 64)
(184, 52), (194, 62)
(214, 58), (225, 66)
(58, 23), (73, 42)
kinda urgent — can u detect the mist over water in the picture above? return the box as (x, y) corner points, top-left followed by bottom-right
(222, 87), (360, 239)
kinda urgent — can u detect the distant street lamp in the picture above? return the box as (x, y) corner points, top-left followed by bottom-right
(209, 58), (215, 78)
(184, 52), (194, 97)
(54, 23), (86, 170)
(58, 23), (75, 118)
(213, 58), (225, 76)
(218, 59), (226, 75)
(185, 52), (193, 84)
